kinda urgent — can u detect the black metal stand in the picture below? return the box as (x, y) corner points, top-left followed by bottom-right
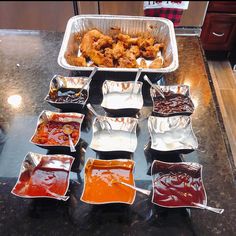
(73, 1), (79, 15)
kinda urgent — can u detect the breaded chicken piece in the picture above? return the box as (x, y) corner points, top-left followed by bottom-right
(93, 35), (113, 50)
(112, 41), (125, 59)
(141, 43), (164, 60)
(118, 51), (138, 68)
(117, 33), (138, 48)
(129, 45), (140, 58)
(65, 54), (87, 67)
(137, 36), (155, 49)
(103, 48), (114, 67)
(80, 29), (103, 57)
(89, 50), (105, 66)
(109, 27), (121, 39)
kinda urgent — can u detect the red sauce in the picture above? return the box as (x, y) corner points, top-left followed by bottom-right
(13, 168), (69, 198)
(152, 162), (206, 207)
(153, 91), (194, 116)
(31, 121), (80, 146)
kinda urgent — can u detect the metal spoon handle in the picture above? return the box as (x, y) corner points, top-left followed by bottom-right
(86, 103), (112, 134)
(131, 68), (142, 94)
(87, 103), (100, 117)
(68, 134), (76, 152)
(144, 74), (165, 99)
(77, 67), (98, 95)
(193, 203), (224, 214)
(118, 181), (151, 196)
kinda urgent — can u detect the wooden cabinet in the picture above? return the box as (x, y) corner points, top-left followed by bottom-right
(201, 2), (236, 51)
(0, 1), (73, 32)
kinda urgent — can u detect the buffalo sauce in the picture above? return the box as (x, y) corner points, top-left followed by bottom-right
(81, 159), (135, 204)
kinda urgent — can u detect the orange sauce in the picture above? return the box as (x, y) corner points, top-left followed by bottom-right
(81, 159), (135, 204)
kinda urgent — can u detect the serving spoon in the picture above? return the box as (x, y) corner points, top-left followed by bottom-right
(161, 181), (224, 214)
(126, 68), (142, 100)
(76, 66), (98, 97)
(62, 124), (76, 152)
(87, 103), (112, 133)
(144, 74), (165, 99)
(112, 180), (151, 196)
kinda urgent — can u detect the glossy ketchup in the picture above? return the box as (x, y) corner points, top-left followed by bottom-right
(81, 159), (135, 204)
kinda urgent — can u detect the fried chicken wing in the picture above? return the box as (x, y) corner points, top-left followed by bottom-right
(103, 48), (114, 67)
(67, 29), (165, 69)
(65, 54), (87, 67)
(89, 50), (105, 66)
(141, 43), (164, 60)
(112, 41), (125, 59)
(118, 51), (138, 68)
(94, 35), (113, 50)
(137, 36), (155, 49)
(80, 29), (103, 57)
(117, 33), (138, 48)
(109, 27), (121, 39)
(129, 45), (140, 58)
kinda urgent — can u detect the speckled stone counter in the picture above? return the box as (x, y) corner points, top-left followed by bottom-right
(0, 30), (235, 236)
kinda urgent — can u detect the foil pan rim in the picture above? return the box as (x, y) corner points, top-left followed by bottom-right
(57, 14), (179, 73)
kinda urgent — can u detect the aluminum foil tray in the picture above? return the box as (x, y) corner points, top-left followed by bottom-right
(90, 116), (138, 153)
(58, 15), (178, 73)
(148, 115), (198, 152)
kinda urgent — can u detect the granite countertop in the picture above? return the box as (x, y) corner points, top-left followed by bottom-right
(0, 30), (235, 236)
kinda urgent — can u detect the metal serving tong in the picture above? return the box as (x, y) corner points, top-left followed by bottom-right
(144, 74), (165, 99)
(87, 103), (112, 133)
(76, 66), (98, 96)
